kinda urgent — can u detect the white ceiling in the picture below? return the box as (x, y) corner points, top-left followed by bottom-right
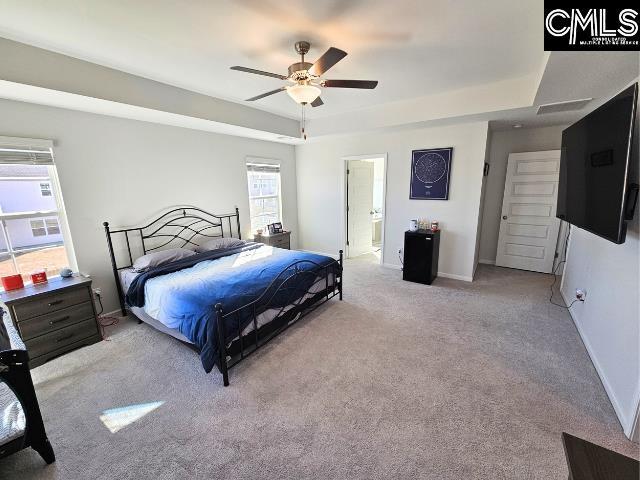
(0, 0), (544, 119)
(534, 52), (640, 105)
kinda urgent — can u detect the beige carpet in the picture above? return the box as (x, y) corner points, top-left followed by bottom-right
(2, 257), (637, 479)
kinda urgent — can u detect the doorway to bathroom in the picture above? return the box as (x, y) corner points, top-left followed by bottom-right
(343, 155), (387, 264)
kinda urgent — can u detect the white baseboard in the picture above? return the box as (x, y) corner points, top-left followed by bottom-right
(381, 263), (472, 282)
(479, 259), (496, 265)
(561, 289), (631, 437)
(438, 272), (473, 282)
(100, 308), (125, 318)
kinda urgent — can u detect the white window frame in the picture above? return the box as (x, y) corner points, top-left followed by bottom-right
(0, 161), (78, 285)
(245, 158), (282, 234)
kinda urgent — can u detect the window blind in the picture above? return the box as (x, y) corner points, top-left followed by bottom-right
(0, 136), (55, 165)
(246, 163), (280, 173)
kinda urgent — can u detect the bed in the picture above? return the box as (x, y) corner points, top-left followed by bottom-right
(104, 207), (342, 386)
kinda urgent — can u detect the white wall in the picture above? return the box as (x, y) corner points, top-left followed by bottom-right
(0, 98), (297, 312)
(478, 125), (568, 263)
(373, 158), (385, 212)
(561, 215), (639, 438)
(296, 122), (489, 281)
(473, 128), (492, 274)
(560, 92), (640, 439)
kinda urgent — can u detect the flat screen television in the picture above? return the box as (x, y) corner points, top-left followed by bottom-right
(557, 82), (638, 244)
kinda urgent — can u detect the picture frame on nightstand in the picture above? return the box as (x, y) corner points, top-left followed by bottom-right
(268, 222), (283, 235)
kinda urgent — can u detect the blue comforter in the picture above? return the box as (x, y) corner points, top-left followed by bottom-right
(126, 243), (339, 373)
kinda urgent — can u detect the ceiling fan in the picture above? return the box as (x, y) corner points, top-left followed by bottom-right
(231, 41), (378, 137)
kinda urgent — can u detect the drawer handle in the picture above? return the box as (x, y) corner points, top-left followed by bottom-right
(56, 333), (74, 343)
(48, 300), (64, 307)
(49, 315), (70, 326)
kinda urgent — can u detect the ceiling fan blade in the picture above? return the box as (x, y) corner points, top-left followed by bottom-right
(231, 66), (287, 80)
(245, 87), (286, 101)
(308, 47), (347, 76)
(311, 97), (324, 107)
(323, 80), (378, 89)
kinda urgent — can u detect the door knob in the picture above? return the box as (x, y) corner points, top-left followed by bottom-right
(502, 215), (508, 220)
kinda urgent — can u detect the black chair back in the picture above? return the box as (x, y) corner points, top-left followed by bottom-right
(0, 308), (55, 464)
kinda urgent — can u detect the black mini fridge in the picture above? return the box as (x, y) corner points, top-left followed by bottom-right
(402, 230), (440, 285)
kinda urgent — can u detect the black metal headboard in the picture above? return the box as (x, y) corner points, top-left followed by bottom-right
(104, 206), (241, 315)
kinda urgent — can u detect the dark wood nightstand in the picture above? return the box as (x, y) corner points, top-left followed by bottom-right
(562, 432), (639, 480)
(0, 276), (101, 368)
(254, 231), (291, 249)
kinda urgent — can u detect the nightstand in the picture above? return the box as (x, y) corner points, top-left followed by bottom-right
(0, 276), (101, 368)
(254, 231), (291, 249)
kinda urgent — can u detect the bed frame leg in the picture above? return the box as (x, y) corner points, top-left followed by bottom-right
(338, 249), (343, 301)
(215, 303), (229, 387)
(104, 221), (128, 317)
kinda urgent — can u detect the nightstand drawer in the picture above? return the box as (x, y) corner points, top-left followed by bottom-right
(270, 236), (290, 248)
(13, 286), (90, 321)
(19, 301), (95, 340)
(28, 334), (101, 369)
(24, 318), (99, 358)
(254, 231), (291, 249)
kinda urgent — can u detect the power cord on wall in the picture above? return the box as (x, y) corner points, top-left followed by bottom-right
(549, 223), (579, 309)
(95, 291), (120, 340)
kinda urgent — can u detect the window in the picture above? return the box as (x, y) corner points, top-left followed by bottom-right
(246, 162), (281, 233)
(45, 218), (60, 235)
(30, 219), (47, 237)
(29, 218), (60, 237)
(0, 138), (75, 286)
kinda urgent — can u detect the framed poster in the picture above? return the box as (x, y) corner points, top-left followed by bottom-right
(410, 147), (453, 200)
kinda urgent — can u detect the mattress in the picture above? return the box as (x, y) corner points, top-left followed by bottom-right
(119, 252), (335, 348)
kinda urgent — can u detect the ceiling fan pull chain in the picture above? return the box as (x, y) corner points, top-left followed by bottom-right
(301, 104), (307, 140)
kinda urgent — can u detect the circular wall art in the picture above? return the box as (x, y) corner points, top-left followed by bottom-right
(414, 152), (448, 184)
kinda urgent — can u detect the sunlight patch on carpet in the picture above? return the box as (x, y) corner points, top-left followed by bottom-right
(99, 401), (164, 433)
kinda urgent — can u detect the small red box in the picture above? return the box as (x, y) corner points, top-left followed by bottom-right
(2, 274), (24, 291)
(31, 271), (48, 285)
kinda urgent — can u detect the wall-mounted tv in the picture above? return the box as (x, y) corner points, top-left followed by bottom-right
(557, 82), (638, 244)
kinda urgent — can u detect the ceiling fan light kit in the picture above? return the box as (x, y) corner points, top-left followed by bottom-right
(231, 41), (378, 139)
(286, 84), (321, 104)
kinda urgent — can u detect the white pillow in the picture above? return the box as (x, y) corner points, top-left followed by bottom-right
(194, 237), (246, 253)
(132, 248), (195, 272)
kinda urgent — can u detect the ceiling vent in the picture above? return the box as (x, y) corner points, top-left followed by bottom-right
(536, 98), (592, 115)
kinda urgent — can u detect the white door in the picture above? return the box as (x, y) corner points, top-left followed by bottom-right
(347, 160), (374, 257)
(495, 150), (561, 273)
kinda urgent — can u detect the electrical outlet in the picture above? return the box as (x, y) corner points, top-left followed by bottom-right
(93, 287), (102, 297)
(575, 289), (586, 301)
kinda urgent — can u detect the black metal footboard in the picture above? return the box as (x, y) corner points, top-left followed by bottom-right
(214, 250), (343, 386)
